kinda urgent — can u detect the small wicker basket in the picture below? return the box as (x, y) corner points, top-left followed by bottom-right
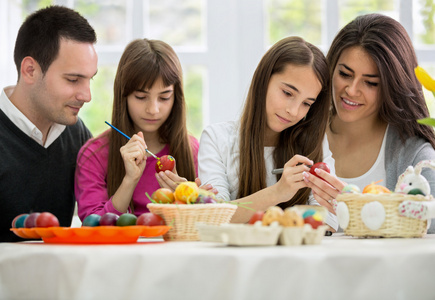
(147, 203), (237, 241)
(337, 193), (431, 238)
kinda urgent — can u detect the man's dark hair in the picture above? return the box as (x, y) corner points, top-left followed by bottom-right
(13, 5), (97, 78)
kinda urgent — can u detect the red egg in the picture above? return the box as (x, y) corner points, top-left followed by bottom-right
(155, 155), (176, 173)
(136, 213), (166, 226)
(248, 211), (265, 225)
(309, 162), (330, 181)
(36, 212), (60, 227)
(304, 215), (323, 229)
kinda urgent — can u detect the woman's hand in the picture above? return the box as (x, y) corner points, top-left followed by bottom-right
(303, 169), (347, 214)
(120, 132), (147, 183)
(275, 155), (313, 202)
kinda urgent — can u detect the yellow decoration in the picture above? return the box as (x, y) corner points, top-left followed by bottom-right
(174, 182), (199, 204)
(415, 66), (435, 93)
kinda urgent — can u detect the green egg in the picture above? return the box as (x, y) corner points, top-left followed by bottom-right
(116, 213), (137, 226)
(407, 188), (426, 196)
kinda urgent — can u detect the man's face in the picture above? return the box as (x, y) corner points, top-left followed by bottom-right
(30, 38), (98, 127)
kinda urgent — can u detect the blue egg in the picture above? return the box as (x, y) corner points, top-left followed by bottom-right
(82, 214), (101, 227)
(14, 214), (29, 228)
(342, 184), (361, 193)
(302, 209), (316, 219)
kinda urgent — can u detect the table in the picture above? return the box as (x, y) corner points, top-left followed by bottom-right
(1, 234), (435, 300)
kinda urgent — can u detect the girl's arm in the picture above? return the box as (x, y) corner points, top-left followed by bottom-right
(75, 133), (147, 221)
(230, 155), (313, 223)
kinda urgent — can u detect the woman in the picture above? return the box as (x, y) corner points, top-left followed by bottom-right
(75, 38), (207, 220)
(304, 14), (435, 232)
(198, 36), (337, 230)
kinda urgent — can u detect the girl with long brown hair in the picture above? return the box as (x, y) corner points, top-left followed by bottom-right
(198, 36), (337, 230)
(75, 38), (208, 220)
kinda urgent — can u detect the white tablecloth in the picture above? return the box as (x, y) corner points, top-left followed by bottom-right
(1, 234), (435, 300)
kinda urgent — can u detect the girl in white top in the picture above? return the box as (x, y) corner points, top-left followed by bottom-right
(198, 37), (338, 231)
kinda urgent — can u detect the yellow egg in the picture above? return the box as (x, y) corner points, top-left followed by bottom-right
(174, 182), (199, 204)
(312, 212), (323, 222)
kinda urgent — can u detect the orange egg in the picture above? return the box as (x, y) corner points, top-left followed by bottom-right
(362, 183), (390, 194)
(151, 188), (175, 204)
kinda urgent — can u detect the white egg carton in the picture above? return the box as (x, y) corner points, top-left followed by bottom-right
(196, 222), (327, 246)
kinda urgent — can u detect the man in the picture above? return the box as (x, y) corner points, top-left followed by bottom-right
(0, 5), (97, 242)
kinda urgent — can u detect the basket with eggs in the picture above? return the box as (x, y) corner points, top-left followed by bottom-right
(336, 160), (435, 238)
(147, 182), (237, 241)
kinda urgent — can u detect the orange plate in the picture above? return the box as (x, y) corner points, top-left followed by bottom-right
(10, 226), (171, 244)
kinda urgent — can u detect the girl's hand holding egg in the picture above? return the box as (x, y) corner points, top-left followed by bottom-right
(276, 155), (313, 201)
(155, 158), (189, 192)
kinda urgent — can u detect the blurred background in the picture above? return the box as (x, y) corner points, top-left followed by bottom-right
(1, 0), (435, 139)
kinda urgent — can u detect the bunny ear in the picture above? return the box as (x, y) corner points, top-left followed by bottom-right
(414, 160), (435, 175)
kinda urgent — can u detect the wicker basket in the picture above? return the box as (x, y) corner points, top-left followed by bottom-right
(337, 193), (431, 238)
(147, 203), (237, 241)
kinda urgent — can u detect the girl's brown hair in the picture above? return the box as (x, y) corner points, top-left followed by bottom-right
(327, 13), (435, 148)
(107, 38), (196, 201)
(237, 36), (330, 209)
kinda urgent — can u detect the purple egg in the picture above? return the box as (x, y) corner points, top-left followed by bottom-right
(198, 195), (217, 204)
(24, 212), (40, 228)
(99, 213), (119, 226)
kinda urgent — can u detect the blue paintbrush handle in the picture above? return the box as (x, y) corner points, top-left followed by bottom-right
(104, 121), (159, 159)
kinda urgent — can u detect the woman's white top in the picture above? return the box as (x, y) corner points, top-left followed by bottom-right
(336, 126), (388, 189)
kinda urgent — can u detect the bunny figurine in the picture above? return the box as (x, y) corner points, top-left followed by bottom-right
(396, 160), (435, 220)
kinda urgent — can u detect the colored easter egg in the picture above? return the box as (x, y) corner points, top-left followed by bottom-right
(155, 155), (176, 173)
(174, 182), (199, 204)
(407, 188), (426, 196)
(302, 209), (316, 219)
(342, 184), (361, 193)
(304, 215), (323, 229)
(82, 214), (101, 227)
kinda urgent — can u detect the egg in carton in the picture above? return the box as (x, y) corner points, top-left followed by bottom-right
(279, 205), (328, 246)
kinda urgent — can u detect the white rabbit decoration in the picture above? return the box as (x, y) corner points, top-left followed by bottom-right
(395, 160), (435, 195)
(396, 160), (435, 220)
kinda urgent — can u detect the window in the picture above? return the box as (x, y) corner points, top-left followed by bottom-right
(2, 0), (435, 137)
